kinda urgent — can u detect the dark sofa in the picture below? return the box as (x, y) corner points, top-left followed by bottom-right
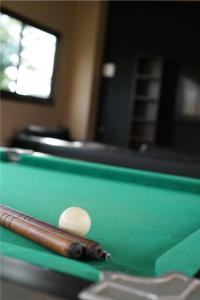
(10, 130), (200, 178)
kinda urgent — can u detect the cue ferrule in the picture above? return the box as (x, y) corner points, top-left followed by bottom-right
(98, 251), (112, 261)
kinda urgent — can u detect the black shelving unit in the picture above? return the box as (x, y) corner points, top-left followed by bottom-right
(129, 56), (163, 148)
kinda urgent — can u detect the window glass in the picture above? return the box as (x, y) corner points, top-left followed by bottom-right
(0, 13), (22, 92)
(0, 11), (58, 100)
(176, 70), (200, 119)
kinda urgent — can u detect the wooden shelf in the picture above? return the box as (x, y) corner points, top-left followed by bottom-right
(130, 136), (154, 143)
(135, 75), (161, 80)
(133, 117), (156, 123)
(134, 95), (158, 102)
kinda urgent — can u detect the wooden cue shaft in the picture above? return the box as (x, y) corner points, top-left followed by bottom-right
(0, 210), (84, 259)
(0, 205), (102, 258)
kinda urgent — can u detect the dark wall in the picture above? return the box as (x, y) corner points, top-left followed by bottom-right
(97, 1), (200, 154)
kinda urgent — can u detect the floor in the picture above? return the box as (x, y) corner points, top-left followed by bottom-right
(0, 280), (67, 300)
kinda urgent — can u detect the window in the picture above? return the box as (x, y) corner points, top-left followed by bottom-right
(0, 9), (59, 102)
(176, 69), (200, 120)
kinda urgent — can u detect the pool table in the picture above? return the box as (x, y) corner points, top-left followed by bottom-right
(1, 148), (200, 299)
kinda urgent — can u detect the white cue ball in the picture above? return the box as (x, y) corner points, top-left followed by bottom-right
(59, 207), (91, 237)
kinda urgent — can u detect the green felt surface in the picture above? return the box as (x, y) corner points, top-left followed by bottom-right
(156, 229), (200, 277)
(0, 150), (200, 282)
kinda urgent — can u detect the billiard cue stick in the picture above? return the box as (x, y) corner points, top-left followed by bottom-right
(0, 205), (111, 261)
(0, 210), (84, 259)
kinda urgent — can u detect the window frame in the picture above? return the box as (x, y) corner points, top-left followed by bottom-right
(1, 7), (60, 105)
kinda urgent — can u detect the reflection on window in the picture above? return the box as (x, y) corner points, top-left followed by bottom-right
(0, 11), (58, 100)
(176, 70), (200, 119)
